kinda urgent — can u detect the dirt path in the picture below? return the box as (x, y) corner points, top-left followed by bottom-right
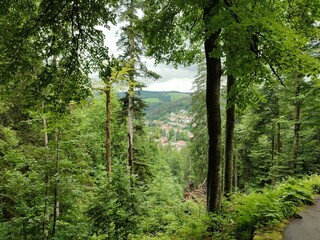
(283, 196), (320, 240)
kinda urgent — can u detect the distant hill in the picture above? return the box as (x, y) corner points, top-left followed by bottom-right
(118, 90), (191, 120)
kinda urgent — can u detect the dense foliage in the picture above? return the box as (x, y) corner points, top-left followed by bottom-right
(1, 0), (320, 239)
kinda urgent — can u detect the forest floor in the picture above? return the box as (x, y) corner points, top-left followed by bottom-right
(283, 195), (320, 240)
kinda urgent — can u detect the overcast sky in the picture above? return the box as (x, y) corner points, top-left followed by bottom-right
(91, 25), (197, 92)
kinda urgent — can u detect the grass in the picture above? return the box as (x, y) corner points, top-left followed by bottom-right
(253, 220), (288, 240)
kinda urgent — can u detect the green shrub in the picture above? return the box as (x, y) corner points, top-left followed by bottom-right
(280, 186), (313, 206)
(311, 182), (320, 194)
(230, 175), (320, 240)
(128, 175), (320, 240)
(87, 164), (140, 240)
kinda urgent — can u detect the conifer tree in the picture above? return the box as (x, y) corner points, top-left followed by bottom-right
(117, 0), (159, 174)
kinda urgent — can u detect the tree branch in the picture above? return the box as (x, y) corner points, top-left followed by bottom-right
(269, 64), (286, 87)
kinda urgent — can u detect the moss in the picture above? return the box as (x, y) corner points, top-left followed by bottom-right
(254, 220), (288, 240)
(254, 233), (282, 240)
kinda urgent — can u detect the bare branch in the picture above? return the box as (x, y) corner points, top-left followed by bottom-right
(269, 64), (286, 87)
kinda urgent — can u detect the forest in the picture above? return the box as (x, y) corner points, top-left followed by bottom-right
(1, 0), (320, 240)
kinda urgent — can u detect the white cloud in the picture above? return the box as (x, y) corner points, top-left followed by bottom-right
(141, 62), (196, 92)
(144, 78), (193, 92)
(97, 25), (198, 92)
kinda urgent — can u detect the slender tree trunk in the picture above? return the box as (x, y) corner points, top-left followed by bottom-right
(233, 147), (238, 189)
(224, 75), (235, 196)
(275, 92), (281, 156)
(106, 83), (112, 175)
(204, 0), (222, 212)
(292, 77), (301, 173)
(271, 92), (281, 184)
(127, 89), (134, 174)
(275, 121), (281, 180)
(271, 122), (276, 185)
(42, 102), (48, 148)
(243, 146), (249, 192)
(127, 15), (135, 174)
(41, 101), (49, 240)
(52, 129), (60, 237)
(277, 122), (281, 154)
(271, 123), (275, 161)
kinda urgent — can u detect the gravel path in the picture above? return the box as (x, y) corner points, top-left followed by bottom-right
(283, 196), (320, 240)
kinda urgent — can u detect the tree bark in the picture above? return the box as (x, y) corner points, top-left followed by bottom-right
(271, 122), (276, 185)
(204, 0), (222, 213)
(41, 101), (49, 240)
(277, 122), (281, 154)
(127, 11), (135, 174)
(233, 147), (238, 189)
(243, 145), (250, 192)
(106, 83), (111, 175)
(52, 129), (59, 237)
(292, 77), (301, 173)
(271, 94), (280, 184)
(271, 122), (275, 161)
(274, 92), (281, 156)
(127, 89), (134, 174)
(224, 74), (235, 196)
(125, 0), (135, 174)
(42, 101), (48, 148)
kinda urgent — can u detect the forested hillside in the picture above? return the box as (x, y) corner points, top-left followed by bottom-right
(119, 90), (191, 120)
(1, 1), (320, 240)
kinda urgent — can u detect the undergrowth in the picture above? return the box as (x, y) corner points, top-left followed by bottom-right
(130, 175), (320, 240)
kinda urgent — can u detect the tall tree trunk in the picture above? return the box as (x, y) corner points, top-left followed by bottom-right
(42, 102), (49, 148)
(233, 146), (238, 189)
(271, 122), (276, 185)
(52, 129), (59, 237)
(127, 14), (135, 174)
(224, 75), (235, 196)
(204, 0), (222, 213)
(275, 121), (281, 180)
(277, 122), (281, 154)
(243, 145), (250, 192)
(41, 101), (49, 240)
(292, 77), (301, 173)
(275, 92), (281, 156)
(106, 83), (111, 175)
(271, 94), (281, 184)
(127, 89), (134, 174)
(271, 123), (275, 161)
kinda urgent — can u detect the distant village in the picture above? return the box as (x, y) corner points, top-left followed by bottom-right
(147, 110), (193, 151)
